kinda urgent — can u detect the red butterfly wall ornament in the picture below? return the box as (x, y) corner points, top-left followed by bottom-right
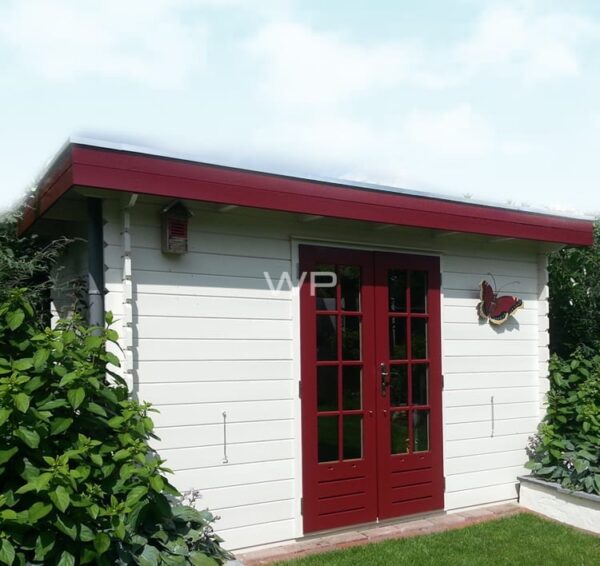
(477, 277), (523, 326)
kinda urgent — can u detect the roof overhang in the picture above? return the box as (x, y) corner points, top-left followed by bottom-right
(18, 140), (595, 246)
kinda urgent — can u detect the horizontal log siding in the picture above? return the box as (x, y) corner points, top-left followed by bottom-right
(98, 198), (544, 550)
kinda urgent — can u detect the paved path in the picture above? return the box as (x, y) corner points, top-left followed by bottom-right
(237, 502), (521, 565)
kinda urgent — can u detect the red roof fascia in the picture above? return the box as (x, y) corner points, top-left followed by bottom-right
(19, 145), (75, 236)
(18, 144), (594, 246)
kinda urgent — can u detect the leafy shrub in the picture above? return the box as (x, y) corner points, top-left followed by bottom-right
(548, 221), (600, 357)
(0, 211), (72, 321)
(0, 291), (233, 565)
(526, 349), (600, 495)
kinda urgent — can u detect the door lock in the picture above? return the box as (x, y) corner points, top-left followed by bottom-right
(380, 363), (389, 396)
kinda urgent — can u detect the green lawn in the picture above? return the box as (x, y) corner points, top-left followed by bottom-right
(274, 514), (600, 566)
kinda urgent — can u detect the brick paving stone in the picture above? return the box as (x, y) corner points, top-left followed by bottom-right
(431, 514), (467, 527)
(291, 540), (326, 552)
(237, 546), (294, 564)
(394, 518), (437, 533)
(239, 503), (523, 565)
(318, 531), (368, 547)
(362, 524), (405, 540)
(487, 502), (520, 515)
(457, 508), (495, 520)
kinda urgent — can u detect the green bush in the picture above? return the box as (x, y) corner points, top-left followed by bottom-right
(0, 211), (72, 321)
(548, 221), (600, 357)
(526, 349), (600, 495)
(0, 291), (232, 565)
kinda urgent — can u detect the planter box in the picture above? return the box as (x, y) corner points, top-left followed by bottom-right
(519, 475), (600, 534)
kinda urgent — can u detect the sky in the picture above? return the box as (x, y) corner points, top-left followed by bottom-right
(1, 0), (599, 216)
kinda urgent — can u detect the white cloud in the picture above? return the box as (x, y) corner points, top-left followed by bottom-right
(1, 1), (597, 215)
(0, 0), (207, 87)
(457, 5), (598, 81)
(243, 99), (539, 205)
(246, 104), (493, 189)
(246, 4), (599, 115)
(246, 21), (448, 109)
(250, 114), (389, 177)
(243, 17), (541, 188)
(404, 104), (493, 157)
(242, 8), (581, 185)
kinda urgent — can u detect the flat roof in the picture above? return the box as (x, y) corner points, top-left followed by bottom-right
(19, 137), (595, 246)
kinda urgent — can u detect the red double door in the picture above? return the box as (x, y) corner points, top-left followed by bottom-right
(300, 245), (444, 533)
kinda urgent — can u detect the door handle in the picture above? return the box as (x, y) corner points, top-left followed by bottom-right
(380, 363), (389, 396)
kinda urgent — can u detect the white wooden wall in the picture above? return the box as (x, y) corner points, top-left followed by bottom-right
(441, 251), (548, 509)
(97, 196), (550, 550)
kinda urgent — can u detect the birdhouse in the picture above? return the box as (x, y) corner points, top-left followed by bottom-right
(161, 201), (192, 254)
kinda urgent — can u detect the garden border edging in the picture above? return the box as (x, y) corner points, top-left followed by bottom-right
(518, 475), (600, 534)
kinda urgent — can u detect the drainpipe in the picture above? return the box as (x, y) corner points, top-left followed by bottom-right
(87, 198), (105, 328)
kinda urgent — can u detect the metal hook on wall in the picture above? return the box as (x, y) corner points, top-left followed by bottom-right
(222, 411), (229, 464)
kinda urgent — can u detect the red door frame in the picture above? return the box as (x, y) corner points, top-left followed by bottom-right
(299, 245), (444, 534)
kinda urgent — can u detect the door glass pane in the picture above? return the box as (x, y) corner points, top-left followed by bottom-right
(411, 318), (428, 359)
(317, 366), (338, 411)
(413, 410), (430, 452)
(317, 315), (337, 360)
(388, 270), (407, 312)
(412, 365), (428, 405)
(390, 365), (408, 407)
(343, 415), (363, 460)
(340, 266), (360, 311)
(410, 272), (428, 313)
(318, 416), (339, 462)
(389, 317), (407, 359)
(315, 264), (336, 311)
(342, 366), (362, 410)
(342, 316), (361, 360)
(390, 411), (409, 454)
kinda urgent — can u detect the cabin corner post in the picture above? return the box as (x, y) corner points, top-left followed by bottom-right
(537, 254), (550, 416)
(121, 194), (138, 394)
